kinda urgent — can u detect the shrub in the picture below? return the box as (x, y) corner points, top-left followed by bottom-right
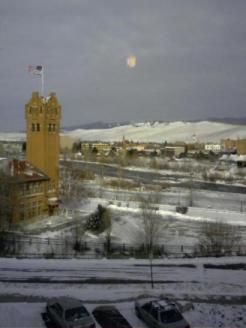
(176, 206), (188, 214)
(199, 221), (241, 256)
(84, 204), (111, 233)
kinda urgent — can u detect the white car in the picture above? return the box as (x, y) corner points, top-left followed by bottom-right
(45, 297), (95, 328)
(135, 298), (190, 328)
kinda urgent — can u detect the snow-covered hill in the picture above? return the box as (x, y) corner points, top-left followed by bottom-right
(0, 132), (25, 142)
(1, 121), (246, 143)
(64, 121), (246, 143)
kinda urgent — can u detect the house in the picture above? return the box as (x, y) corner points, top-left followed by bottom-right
(221, 139), (238, 153)
(162, 145), (186, 157)
(81, 142), (112, 155)
(221, 138), (246, 155)
(204, 143), (221, 153)
(237, 139), (246, 155)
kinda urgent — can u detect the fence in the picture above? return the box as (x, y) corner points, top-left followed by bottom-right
(1, 233), (246, 259)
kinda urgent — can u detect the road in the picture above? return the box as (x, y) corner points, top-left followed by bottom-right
(0, 258), (245, 301)
(94, 187), (246, 212)
(68, 160), (246, 194)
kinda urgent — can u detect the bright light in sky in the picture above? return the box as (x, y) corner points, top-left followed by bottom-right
(126, 55), (136, 68)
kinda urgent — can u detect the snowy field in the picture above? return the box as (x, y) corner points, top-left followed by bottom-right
(13, 192), (246, 257)
(0, 257), (246, 327)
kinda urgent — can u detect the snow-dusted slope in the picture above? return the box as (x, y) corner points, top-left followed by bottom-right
(65, 121), (246, 143)
(1, 121), (246, 143)
(0, 133), (25, 142)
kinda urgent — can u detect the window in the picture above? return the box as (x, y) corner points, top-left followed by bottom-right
(142, 303), (152, 313)
(32, 123), (35, 132)
(160, 310), (183, 323)
(65, 306), (89, 321)
(36, 123), (40, 131)
(51, 304), (63, 317)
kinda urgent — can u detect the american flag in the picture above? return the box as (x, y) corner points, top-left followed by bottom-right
(28, 65), (43, 76)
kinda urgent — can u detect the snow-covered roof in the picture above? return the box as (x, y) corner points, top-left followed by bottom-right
(220, 154), (246, 162)
(1, 159), (49, 182)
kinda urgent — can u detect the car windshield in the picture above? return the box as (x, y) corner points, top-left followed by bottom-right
(65, 306), (89, 322)
(160, 309), (183, 323)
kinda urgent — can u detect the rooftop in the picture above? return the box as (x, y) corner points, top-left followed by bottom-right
(0, 158), (49, 183)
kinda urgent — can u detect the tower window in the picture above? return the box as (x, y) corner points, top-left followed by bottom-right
(32, 123), (35, 131)
(48, 123), (56, 132)
(36, 123), (40, 131)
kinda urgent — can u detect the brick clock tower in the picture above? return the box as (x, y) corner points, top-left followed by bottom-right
(25, 91), (61, 214)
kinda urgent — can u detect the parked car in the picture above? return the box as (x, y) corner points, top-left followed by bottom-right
(45, 297), (95, 328)
(92, 305), (133, 328)
(135, 298), (190, 328)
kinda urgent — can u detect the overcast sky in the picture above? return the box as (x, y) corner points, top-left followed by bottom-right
(0, 0), (246, 131)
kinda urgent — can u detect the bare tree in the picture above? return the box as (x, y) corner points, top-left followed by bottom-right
(59, 161), (88, 217)
(199, 220), (241, 256)
(0, 172), (22, 231)
(138, 193), (164, 288)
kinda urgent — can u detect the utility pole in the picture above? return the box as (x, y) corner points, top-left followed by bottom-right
(149, 250), (154, 289)
(189, 172), (193, 207)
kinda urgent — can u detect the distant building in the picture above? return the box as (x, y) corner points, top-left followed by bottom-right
(0, 140), (25, 156)
(221, 138), (246, 155)
(60, 135), (76, 152)
(204, 143), (221, 153)
(81, 142), (112, 154)
(237, 139), (246, 155)
(161, 145), (186, 157)
(221, 139), (238, 153)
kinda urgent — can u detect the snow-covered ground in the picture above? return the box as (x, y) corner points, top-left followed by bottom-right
(0, 132), (25, 141)
(0, 257), (246, 327)
(0, 301), (246, 328)
(13, 193), (245, 257)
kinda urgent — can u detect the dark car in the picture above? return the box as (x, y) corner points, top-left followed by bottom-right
(135, 298), (190, 328)
(92, 305), (133, 328)
(45, 297), (95, 328)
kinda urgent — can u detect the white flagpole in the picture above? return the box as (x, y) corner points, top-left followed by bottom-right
(41, 66), (44, 96)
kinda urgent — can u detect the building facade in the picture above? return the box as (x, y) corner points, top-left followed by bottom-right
(25, 91), (61, 213)
(237, 139), (246, 155)
(0, 91), (61, 227)
(0, 159), (49, 228)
